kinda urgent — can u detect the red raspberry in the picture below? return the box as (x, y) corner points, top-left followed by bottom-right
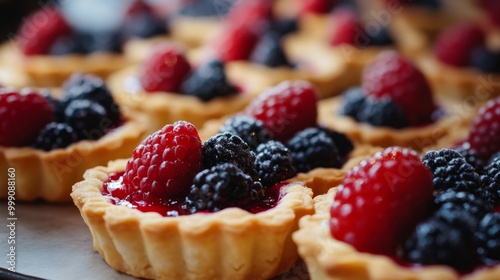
(328, 9), (360, 46)
(330, 147), (434, 255)
(16, 6), (71, 55)
(0, 89), (54, 147)
(434, 22), (485, 67)
(139, 44), (191, 92)
(123, 121), (202, 204)
(467, 97), (500, 161)
(477, 0), (500, 26)
(362, 51), (435, 125)
(244, 80), (318, 142)
(300, 0), (336, 15)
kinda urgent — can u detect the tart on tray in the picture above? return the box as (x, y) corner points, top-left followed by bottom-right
(71, 120), (314, 279)
(0, 74), (148, 202)
(294, 146), (500, 280)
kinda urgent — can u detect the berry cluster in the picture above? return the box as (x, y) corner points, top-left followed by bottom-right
(17, 2), (167, 56)
(139, 44), (238, 101)
(0, 74), (122, 150)
(329, 145), (500, 271)
(434, 22), (500, 73)
(338, 51), (435, 127)
(212, 0), (294, 67)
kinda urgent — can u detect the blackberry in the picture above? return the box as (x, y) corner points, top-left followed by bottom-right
(32, 122), (78, 151)
(475, 213), (500, 264)
(402, 217), (478, 269)
(433, 190), (493, 219)
(407, 0), (440, 9)
(366, 26), (394, 47)
(317, 126), (354, 159)
(64, 99), (108, 140)
(356, 97), (409, 129)
(61, 74), (121, 125)
(187, 163), (263, 212)
(73, 31), (123, 53)
(122, 10), (167, 40)
(422, 149), (481, 193)
(250, 32), (290, 68)
(179, 0), (234, 17)
(481, 159), (500, 206)
(489, 152), (500, 165)
(218, 115), (271, 150)
(271, 18), (298, 37)
(287, 127), (343, 173)
(471, 47), (500, 74)
(40, 89), (65, 122)
(49, 33), (82, 55)
(454, 142), (484, 173)
(432, 208), (480, 238)
(255, 141), (297, 187)
(181, 60), (238, 102)
(338, 87), (365, 118)
(202, 132), (258, 179)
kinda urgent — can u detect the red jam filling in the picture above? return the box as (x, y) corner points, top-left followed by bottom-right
(102, 172), (285, 217)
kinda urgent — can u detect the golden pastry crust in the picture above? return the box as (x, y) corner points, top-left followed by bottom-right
(318, 95), (476, 152)
(107, 66), (253, 134)
(0, 112), (148, 202)
(71, 159), (314, 280)
(293, 188), (500, 280)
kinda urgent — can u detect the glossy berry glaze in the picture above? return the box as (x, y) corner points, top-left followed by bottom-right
(103, 172), (285, 217)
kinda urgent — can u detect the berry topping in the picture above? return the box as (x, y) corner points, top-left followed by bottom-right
(255, 141), (297, 187)
(434, 22), (485, 67)
(475, 213), (500, 264)
(250, 32), (290, 67)
(481, 158), (500, 206)
(32, 122), (78, 151)
(16, 6), (71, 55)
(330, 147), (434, 254)
(317, 126), (354, 158)
(64, 100), (108, 140)
(41, 89), (65, 123)
(454, 142), (484, 172)
(328, 9), (360, 46)
(433, 190), (493, 219)
(245, 81), (318, 142)
(0, 90), (54, 147)
(366, 26), (394, 47)
(270, 19), (298, 38)
(123, 121), (202, 204)
(338, 87), (365, 118)
(471, 47), (500, 74)
(468, 97), (500, 161)
(356, 96), (409, 129)
(202, 132), (258, 180)
(300, 0), (336, 15)
(287, 127), (343, 173)
(362, 51), (435, 125)
(422, 149), (481, 193)
(180, 60), (238, 102)
(218, 115), (271, 150)
(140, 44), (191, 92)
(187, 163), (263, 212)
(122, 1), (167, 40)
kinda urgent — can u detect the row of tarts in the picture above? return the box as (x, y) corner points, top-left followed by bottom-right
(1, 0), (500, 279)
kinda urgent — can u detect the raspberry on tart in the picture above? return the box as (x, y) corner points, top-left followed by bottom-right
(0, 75), (148, 202)
(71, 120), (314, 279)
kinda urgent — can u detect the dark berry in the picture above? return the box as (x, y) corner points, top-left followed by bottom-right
(250, 32), (290, 67)
(188, 163), (263, 212)
(287, 127), (342, 173)
(433, 190), (493, 219)
(61, 74), (121, 125)
(489, 152), (500, 165)
(32, 122), (78, 151)
(202, 132), (258, 179)
(181, 60), (238, 102)
(64, 99), (108, 140)
(255, 141), (297, 187)
(338, 87), (365, 118)
(122, 9), (167, 40)
(218, 115), (271, 150)
(422, 149), (481, 193)
(317, 126), (354, 159)
(179, 0), (234, 17)
(49, 33), (82, 55)
(270, 18), (298, 38)
(454, 142), (484, 173)
(73, 31), (123, 53)
(432, 208), (480, 237)
(475, 213), (500, 264)
(365, 26), (394, 47)
(356, 97), (409, 129)
(41, 89), (65, 122)
(471, 46), (500, 74)
(481, 158), (500, 206)
(403, 0), (440, 9)
(402, 217), (478, 269)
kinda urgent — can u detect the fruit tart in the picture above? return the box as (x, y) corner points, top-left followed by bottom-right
(294, 146), (500, 280)
(283, 7), (428, 98)
(319, 51), (472, 151)
(418, 21), (500, 99)
(71, 120), (314, 279)
(0, 74), (148, 202)
(198, 80), (380, 196)
(108, 42), (271, 134)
